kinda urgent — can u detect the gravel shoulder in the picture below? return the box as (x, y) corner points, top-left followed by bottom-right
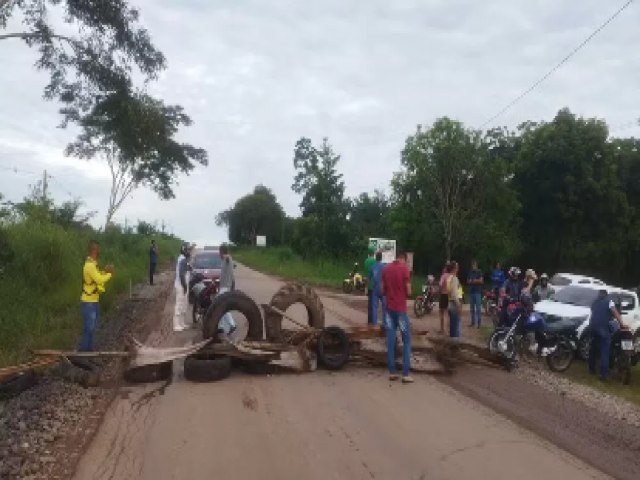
(0, 270), (173, 480)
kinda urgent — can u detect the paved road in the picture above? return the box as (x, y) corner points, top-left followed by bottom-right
(73, 265), (606, 480)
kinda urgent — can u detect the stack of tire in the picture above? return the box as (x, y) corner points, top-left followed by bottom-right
(123, 282), (350, 384)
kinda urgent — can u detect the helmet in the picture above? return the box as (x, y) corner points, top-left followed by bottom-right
(525, 269), (537, 280)
(426, 274), (435, 284)
(540, 273), (548, 280)
(508, 267), (521, 279)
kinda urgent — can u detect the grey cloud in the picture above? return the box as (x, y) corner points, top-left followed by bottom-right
(1, 0), (639, 245)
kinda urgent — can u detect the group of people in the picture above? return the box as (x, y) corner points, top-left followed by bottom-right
(77, 239), (237, 353)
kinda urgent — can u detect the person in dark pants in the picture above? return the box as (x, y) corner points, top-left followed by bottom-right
(467, 260), (483, 328)
(364, 247), (375, 324)
(149, 240), (158, 285)
(381, 251), (413, 383)
(368, 252), (386, 327)
(589, 289), (625, 381)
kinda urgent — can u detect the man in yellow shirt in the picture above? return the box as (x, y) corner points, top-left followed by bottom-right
(80, 240), (113, 351)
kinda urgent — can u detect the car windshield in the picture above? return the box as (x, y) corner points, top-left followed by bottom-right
(550, 274), (571, 286)
(551, 286), (601, 307)
(192, 252), (222, 269)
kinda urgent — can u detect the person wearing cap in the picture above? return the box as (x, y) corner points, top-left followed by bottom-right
(534, 273), (554, 302)
(364, 246), (376, 324)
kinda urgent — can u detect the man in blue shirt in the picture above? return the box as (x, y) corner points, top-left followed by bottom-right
(467, 260), (484, 328)
(368, 252), (386, 327)
(149, 240), (158, 285)
(491, 263), (505, 295)
(589, 290), (625, 381)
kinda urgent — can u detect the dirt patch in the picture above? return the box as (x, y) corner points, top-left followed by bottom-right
(0, 269), (173, 480)
(241, 391), (259, 411)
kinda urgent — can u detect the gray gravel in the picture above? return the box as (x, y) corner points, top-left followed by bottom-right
(514, 360), (640, 427)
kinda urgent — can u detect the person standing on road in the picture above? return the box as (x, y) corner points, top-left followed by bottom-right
(173, 247), (190, 332)
(491, 262), (505, 296)
(218, 245), (237, 335)
(364, 247), (376, 324)
(80, 240), (113, 351)
(589, 290), (625, 382)
(438, 262), (451, 334)
(368, 251), (386, 327)
(467, 260), (483, 328)
(447, 261), (462, 338)
(381, 251), (413, 383)
(149, 240), (158, 285)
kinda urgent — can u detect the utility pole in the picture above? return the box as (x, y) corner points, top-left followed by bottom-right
(42, 170), (48, 203)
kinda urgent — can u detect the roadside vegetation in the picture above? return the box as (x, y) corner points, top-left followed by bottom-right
(0, 188), (181, 368)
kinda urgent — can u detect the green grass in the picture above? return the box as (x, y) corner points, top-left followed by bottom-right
(234, 246), (427, 296)
(0, 220), (181, 368)
(563, 359), (640, 407)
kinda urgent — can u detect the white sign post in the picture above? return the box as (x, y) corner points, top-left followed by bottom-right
(368, 238), (396, 264)
(256, 235), (267, 247)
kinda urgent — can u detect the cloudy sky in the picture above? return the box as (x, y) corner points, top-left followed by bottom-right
(1, 0), (639, 246)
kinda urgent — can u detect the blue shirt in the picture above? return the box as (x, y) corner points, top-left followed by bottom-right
(503, 278), (523, 300)
(491, 269), (505, 290)
(590, 296), (615, 334)
(369, 261), (385, 296)
(149, 245), (158, 264)
(467, 269), (483, 295)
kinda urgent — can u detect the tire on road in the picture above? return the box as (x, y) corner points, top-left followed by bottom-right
(317, 326), (350, 370)
(265, 282), (325, 341)
(0, 371), (38, 399)
(123, 360), (173, 384)
(183, 353), (232, 382)
(202, 290), (264, 341)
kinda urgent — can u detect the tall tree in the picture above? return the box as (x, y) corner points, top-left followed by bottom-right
(1, 0), (208, 220)
(513, 109), (629, 280)
(291, 137), (349, 256)
(216, 185), (285, 246)
(349, 190), (391, 240)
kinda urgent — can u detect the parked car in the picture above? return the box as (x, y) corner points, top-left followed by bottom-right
(534, 284), (640, 360)
(549, 273), (606, 293)
(188, 248), (222, 304)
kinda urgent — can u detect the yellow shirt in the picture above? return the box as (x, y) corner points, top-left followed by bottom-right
(81, 257), (112, 303)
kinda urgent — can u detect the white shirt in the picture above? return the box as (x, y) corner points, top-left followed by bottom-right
(175, 254), (185, 288)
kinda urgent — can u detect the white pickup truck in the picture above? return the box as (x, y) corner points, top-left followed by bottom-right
(534, 284), (640, 359)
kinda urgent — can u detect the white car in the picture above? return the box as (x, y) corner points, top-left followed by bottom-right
(549, 273), (606, 293)
(534, 284), (640, 360)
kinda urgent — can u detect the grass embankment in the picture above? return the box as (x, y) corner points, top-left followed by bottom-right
(234, 246), (425, 295)
(0, 221), (181, 368)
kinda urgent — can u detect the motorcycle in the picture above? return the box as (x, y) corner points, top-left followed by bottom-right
(414, 275), (437, 317)
(609, 328), (638, 385)
(482, 289), (499, 320)
(191, 278), (220, 325)
(488, 308), (577, 372)
(342, 262), (365, 294)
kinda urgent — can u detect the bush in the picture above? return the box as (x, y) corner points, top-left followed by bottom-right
(0, 219), (181, 367)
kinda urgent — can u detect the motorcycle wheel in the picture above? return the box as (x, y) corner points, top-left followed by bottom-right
(342, 280), (353, 294)
(578, 334), (591, 361)
(489, 331), (516, 359)
(546, 340), (574, 373)
(414, 296), (426, 317)
(612, 351), (632, 385)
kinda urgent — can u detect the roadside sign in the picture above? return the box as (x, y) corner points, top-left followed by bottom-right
(256, 235), (267, 247)
(368, 238), (396, 264)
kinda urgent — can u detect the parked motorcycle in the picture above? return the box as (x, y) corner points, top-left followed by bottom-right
(488, 309), (576, 372)
(414, 275), (437, 317)
(192, 278), (220, 325)
(609, 328), (638, 385)
(482, 289), (499, 320)
(342, 262), (365, 294)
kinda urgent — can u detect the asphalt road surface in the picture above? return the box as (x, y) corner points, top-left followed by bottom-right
(73, 265), (606, 480)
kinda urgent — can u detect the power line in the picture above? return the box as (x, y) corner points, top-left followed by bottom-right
(479, 0), (636, 129)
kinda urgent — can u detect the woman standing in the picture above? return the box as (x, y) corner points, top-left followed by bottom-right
(447, 261), (462, 338)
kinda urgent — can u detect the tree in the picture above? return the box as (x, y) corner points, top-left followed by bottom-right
(291, 137), (350, 256)
(1, 1), (208, 225)
(349, 190), (391, 240)
(513, 109), (629, 281)
(136, 220), (157, 236)
(216, 185), (285, 246)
